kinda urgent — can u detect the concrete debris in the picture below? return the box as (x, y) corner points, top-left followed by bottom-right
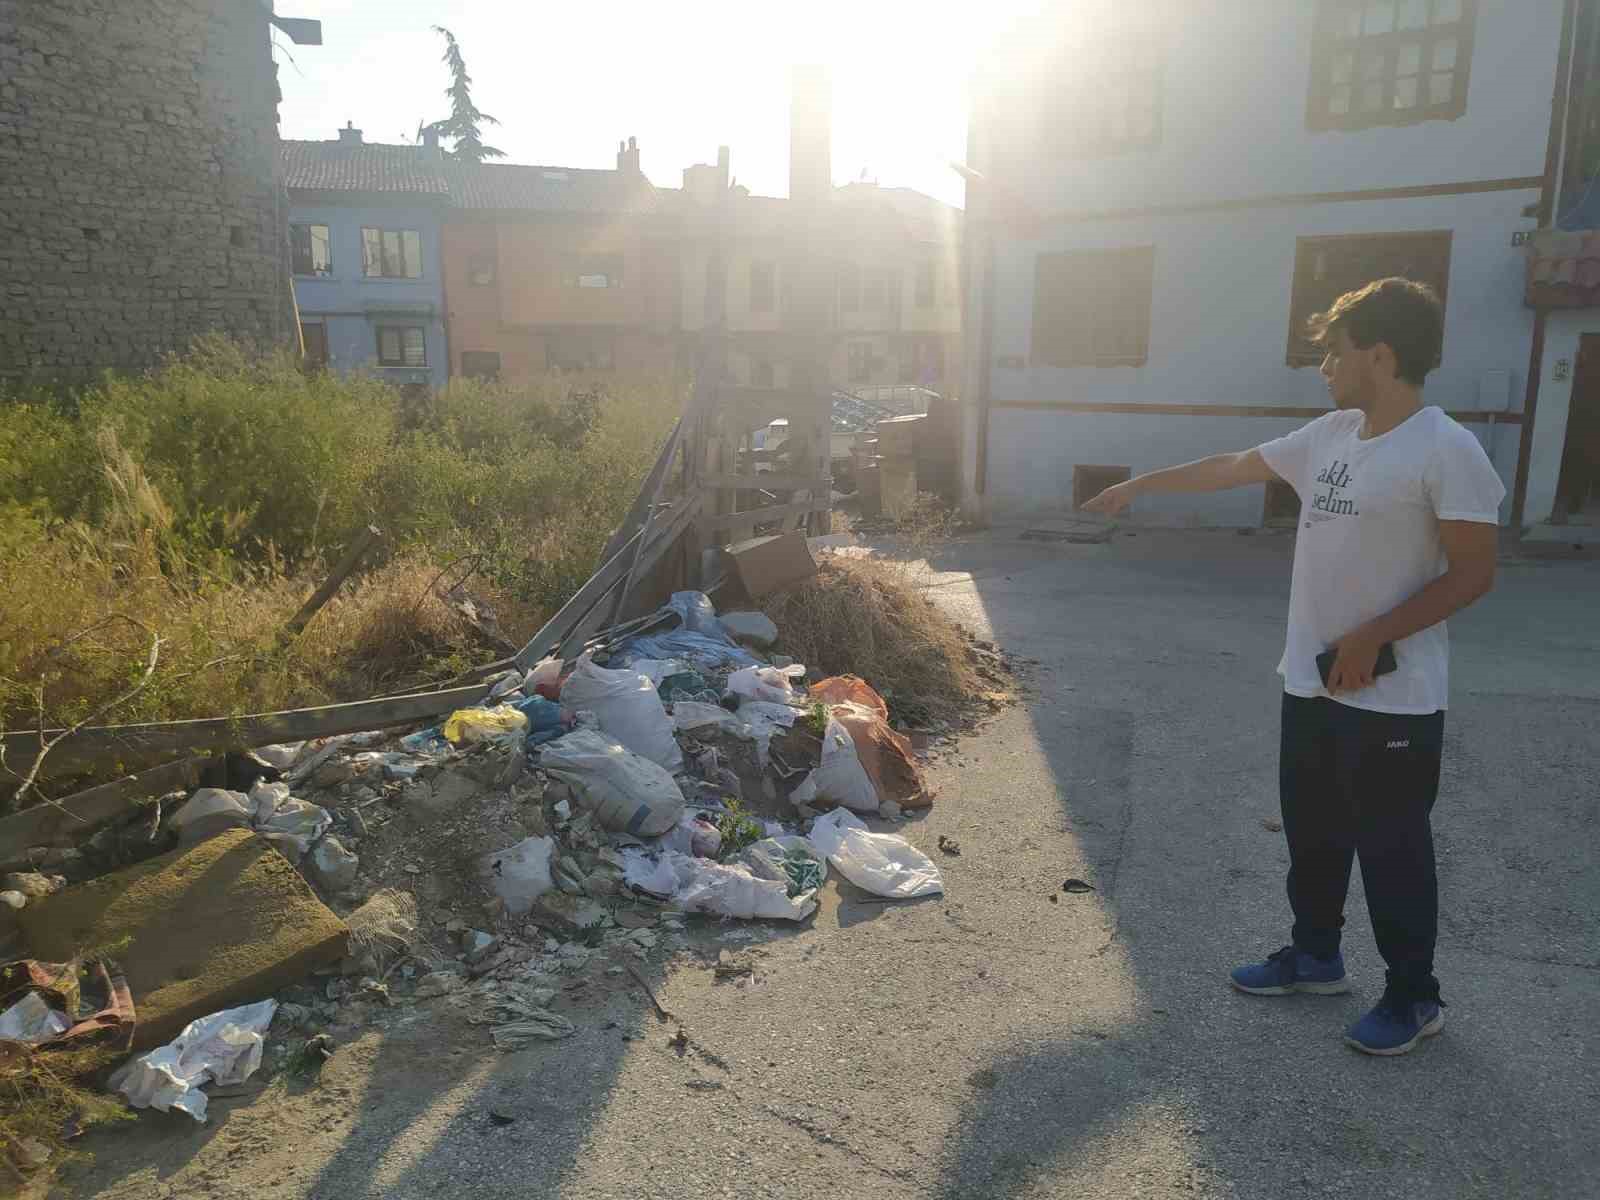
(413, 973), (463, 999)
(719, 610), (779, 648)
(461, 930), (499, 963)
(491, 1011), (575, 1048)
(3, 872), (64, 899)
(308, 835), (360, 893)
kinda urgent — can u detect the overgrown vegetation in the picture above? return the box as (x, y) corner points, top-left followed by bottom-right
(760, 555), (983, 727)
(0, 341), (678, 780)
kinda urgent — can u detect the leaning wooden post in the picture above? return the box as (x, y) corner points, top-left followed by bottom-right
(282, 524), (383, 639)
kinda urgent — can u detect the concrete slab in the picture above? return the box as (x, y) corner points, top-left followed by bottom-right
(19, 828), (346, 1049)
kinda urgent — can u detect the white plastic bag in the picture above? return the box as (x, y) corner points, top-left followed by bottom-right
(789, 716), (878, 813)
(670, 701), (744, 734)
(727, 664), (805, 705)
(247, 780), (332, 861)
(664, 851), (816, 921)
(541, 728), (685, 836)
(0, 992), (70, 1044)
(560, 655), (682, 772)
(479, 836), (555, 915)
(112, 1000), (277, 1122)
(808, 809), (943, 898)
(170, 788), (254, 844)
(659, 810), (723, 858)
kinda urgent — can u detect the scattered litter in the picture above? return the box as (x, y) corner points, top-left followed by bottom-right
(461, 930), (499, 963)
(1061, 878), (1095, 894)
(937, 835), (962, 857)
(665, 851), (818, 921)
(808, 674), (886, 717)
(170, 783), (332, 862)
(0, 990), (70, 1044)
(733, 836), (827, 898)
(808, 809), (943, 899)
(719, 611), (778, 648)
(541, 728), (685, 836)
(479, 836), (556, 914)
(560, 655), (683, 771)
(442, 704), (529, 747)
(112, 999), (277, 1122)
(661, 811), (723, 858)
(308, 835), (359, 892)
(789, 715), (877, 813)
(728, 663), (805, 705)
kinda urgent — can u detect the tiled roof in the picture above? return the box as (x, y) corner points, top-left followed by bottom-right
(444, 163), (659, 213)
(280, 140), (452, 196)
(280, 140), (659, 213)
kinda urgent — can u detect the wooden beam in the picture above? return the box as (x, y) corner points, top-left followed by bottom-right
(597, 418), (682, 569)
(282, 524), (382, 639)
(703, 472), (832, 492)
(1, 683), (493, 781)
(702, 499), (829, 533)
(0, 755), (214, 858)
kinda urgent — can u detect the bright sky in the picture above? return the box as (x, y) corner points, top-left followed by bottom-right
(273, 0), (1053, 208)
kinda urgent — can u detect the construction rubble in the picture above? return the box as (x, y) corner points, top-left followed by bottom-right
(0, 584), (1014, 1147)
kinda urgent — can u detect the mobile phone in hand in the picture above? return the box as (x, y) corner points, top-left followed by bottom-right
(1316, 642), (1397, 688)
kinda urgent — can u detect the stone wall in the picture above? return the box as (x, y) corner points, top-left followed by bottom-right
(0, 0), (288, 382)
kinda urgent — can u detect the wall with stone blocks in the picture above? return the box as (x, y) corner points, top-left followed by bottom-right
(0, 0), (289, 382)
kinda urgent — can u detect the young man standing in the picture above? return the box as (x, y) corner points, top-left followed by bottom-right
(1083, 278), (1504, 1055)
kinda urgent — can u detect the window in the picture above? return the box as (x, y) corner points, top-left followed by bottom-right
(837, 262), (860, 313)
(856, 266), (899, 315)
(460, 350), (501, 380)
(376, 325), (427, 368)
(899, 335), (945, 384)
(751, 358), (775, 388)
(467, 256), (496, 287)
(300, 321), (328, 369)
(1031, 247), (1155, 367)
(847, 341), (875, 383)
(546, 332), (615, 371)
(361, 228), (423, 278)
(1308, 0), (1475, 131)
(1053, 37), (1163, 154)
(914, 261), (937, 309)
(750, 260), (776, 313)
(1285, 231), (1451, 366)
(560, 255), (623, 289)
(290, 223), (332, 276)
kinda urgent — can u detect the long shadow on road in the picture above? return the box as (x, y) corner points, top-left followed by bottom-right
(928, 531), (1600, 1200)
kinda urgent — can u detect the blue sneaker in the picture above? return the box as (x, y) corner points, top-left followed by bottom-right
(1230, 945), (1350, 996)
(1344, 993), (1445, 1056)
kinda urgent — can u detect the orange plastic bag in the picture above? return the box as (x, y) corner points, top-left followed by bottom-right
(829, 703), (932, 810)
(808, 675), (888, 721)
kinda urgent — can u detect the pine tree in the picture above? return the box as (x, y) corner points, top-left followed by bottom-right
(425, 26), (504, 162)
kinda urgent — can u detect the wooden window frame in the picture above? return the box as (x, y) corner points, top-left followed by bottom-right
(1306, 0), (1477, 133)
(1054, 36), (1164, 157)
(361, 227), (423, 279)
(290, 223), (332, 277)
(1284, 230), (1452, 368)
(1031, 246), (1156, 369)
(376, 324), (428, 368)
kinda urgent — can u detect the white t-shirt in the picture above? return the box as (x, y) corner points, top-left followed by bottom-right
(1257, 405), (1505, 715)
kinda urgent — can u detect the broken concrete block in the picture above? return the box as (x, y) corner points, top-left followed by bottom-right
(18, 828), (347, 1051)
(462, 930), (498, 963)
(720, 611), (779, 648)
(308, 836), (359, 893)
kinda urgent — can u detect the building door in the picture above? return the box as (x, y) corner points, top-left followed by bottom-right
(1555, 333), (1600, 523)
(300, 321), (329, 370)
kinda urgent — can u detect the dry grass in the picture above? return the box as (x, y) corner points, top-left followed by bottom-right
(759, 555), (983, 727)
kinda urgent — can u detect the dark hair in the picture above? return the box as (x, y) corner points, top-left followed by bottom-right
(1307, 277), (1443, 387)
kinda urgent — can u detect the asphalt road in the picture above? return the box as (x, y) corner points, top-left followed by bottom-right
(65, 529), (1600, 1200)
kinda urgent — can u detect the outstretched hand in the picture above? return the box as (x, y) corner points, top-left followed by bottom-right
(1081, 481), (1135, 516)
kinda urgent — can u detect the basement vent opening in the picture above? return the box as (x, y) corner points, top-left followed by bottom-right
(1073, 464), (1131, 511)
(81, 227), (101, 242)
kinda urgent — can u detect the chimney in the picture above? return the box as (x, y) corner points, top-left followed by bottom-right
(788, 65), (831, 208)
(338, 120), (362, 146)
(617, 135), (641, 175)
(421, 125), (439, 151)
(716, 145), (730, 192)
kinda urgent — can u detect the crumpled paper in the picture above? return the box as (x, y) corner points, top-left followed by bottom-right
(111, 1000), (277, 1122)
